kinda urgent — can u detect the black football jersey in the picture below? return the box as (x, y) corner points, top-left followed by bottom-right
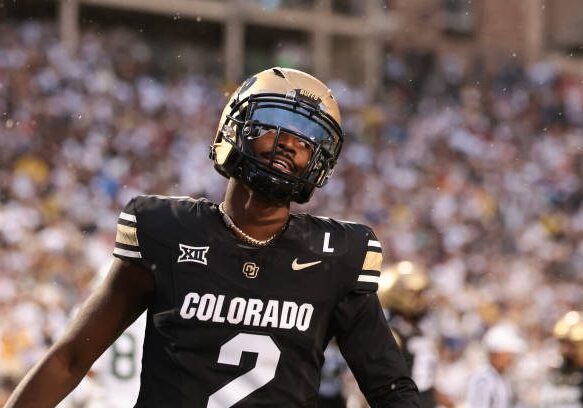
(539, 363), (583, 407)
(112, 195), (415, 407)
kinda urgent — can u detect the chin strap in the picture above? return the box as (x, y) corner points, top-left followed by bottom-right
(243, 161), (298, 204)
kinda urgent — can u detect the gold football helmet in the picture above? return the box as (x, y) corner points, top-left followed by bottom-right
(554, 311), (583, 365)
(210, 67), (343, 203)
(570, 321), (583, 365)
(553, 311), (582, 340)
(377, 261), (430, 317)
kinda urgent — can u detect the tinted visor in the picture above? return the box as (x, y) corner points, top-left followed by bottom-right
(249, 106), (339, 155)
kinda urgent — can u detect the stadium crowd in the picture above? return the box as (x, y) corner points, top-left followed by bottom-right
(2, 20), (583, 406)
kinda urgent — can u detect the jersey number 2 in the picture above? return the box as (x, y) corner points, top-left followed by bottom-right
(207, 333), (281, 408)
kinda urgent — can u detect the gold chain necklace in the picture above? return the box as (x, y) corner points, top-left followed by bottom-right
(217, 202), (287, 247)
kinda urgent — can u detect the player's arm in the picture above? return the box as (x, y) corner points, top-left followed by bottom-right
(332, 228), (419, 407)
(333, 292), (420, 408)
(5, 258), (154, 408)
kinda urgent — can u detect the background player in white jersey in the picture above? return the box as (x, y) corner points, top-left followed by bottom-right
(57, 315), (145, 408)
(59, 262), (146, 408)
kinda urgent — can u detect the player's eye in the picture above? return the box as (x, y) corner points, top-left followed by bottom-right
(297, 139), (310, 149)
(253, 127), (277, 140)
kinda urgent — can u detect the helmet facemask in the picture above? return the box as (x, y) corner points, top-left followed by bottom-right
(215, 92), (343, 203)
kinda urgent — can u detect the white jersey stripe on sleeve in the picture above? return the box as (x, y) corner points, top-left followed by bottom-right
(119, 212), (137, 223)
(358, 275), (380, 284)
(113, 247), (142, 259)
(367, 240), (381, 248)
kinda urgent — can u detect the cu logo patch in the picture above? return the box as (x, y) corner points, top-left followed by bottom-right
(242, 262), (260, 278)
(177, 243), (209, 265)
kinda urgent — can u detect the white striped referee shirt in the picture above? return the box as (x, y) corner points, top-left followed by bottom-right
(464, 363), (513, 408)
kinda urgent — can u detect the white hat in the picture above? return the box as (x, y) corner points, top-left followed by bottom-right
(483, 323), (526, 353)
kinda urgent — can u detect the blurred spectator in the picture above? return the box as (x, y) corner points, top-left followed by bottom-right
(464, 323), (526, 408)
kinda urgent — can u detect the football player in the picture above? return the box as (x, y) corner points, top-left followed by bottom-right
(539, 311), (583, 407)
(377, 261), (453, 408)
(7, 68), (420, 407)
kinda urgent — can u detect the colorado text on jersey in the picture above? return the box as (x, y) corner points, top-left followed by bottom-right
(180, 292), (314, 331)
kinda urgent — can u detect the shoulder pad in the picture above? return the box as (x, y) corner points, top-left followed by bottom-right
(300, 215), (382, 293)
(113, 195), (211, 261)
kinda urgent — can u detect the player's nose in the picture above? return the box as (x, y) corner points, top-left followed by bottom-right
(277, 132), (299, 155)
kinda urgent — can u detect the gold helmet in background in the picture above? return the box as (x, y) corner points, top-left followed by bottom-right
(570, 321), (583, 365)
(553, 311), (582, 340)
(377, 261), (430, 318)
(210, 67), (344, 204)
(554, 311), (583, 365)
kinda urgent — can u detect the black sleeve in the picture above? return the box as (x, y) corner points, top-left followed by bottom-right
(332, 292), (420, 408)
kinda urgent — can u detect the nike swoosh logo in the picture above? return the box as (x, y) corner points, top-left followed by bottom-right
(291, 258), (322, 271)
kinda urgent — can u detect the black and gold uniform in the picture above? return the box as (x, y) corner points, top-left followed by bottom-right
(378, 262), (438, 408)
(539, 363), (583, 408)
(388, 315), (438, 408)
(540, 311), (583, 408)
(113, 195), (416, 407)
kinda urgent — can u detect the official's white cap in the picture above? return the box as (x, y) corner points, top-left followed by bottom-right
(483, 323), (526, 353)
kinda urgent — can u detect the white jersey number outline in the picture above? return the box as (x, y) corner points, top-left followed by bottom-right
(206, 333), (281, 408)
(110, 332), (138, 380)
